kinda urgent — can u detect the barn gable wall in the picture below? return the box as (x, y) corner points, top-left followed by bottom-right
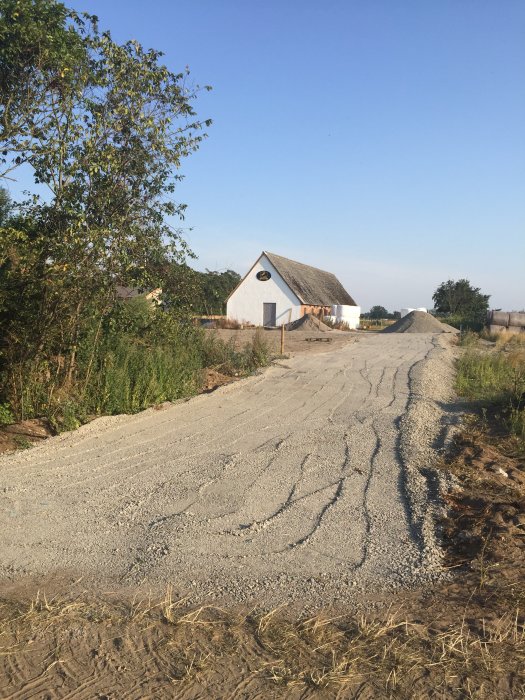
(227, 255), (302, 326)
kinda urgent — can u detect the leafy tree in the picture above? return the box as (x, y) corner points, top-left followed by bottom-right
(161, 262), (205, 317)
(369, 305), (389, 320)
(0, 186), (10, 223)
(0, 0), (211, 418)
(432, 279), (490, 325)
(197, 269), (241, 315)
(0, 0), (90, 178)
(151, 265), (241, 316)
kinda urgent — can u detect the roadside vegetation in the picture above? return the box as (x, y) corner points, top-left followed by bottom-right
(323, 317), (351, 331)
(456, 332), (525, 450)
(0, 0), (267, 435)
(1, 291), (271, 433)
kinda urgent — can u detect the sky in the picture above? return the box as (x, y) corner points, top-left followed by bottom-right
(9, 0), (525, 311)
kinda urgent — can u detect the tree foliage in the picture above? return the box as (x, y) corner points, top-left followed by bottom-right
(369, 305), (389, 320)
(0, 0), (213, 421)
(160, 266), (241, 316)
(432, 279), (490, 325)
(0, 185), (10, 223)
(196, 269), (241, 315)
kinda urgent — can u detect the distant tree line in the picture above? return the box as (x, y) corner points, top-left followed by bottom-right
(361, 306), (401, 320)
(194, 269), (241, 315)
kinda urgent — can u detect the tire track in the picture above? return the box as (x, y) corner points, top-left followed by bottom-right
(0, 333), (453, 604)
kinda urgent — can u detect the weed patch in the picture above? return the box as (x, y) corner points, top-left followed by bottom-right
(456, 338), (525, 452)
(1, 301), (273, 433)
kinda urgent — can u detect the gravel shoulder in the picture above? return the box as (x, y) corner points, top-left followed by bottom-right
(0, 333), (457, 607)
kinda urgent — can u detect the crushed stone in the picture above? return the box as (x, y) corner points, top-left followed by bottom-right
(0, 334), (458, 608)
(382, 310), (459, 334)
(285, 313), (333, 332)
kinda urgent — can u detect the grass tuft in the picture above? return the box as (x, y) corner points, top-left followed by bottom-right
(456, 338), (525, 451)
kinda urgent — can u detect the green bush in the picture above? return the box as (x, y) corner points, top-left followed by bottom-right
(438, 315), (484, 332)
(83, 335), (202, 415)
(0, 402), (14, 426)
(244, 328), (270, 368)
(80, 306), (204, 416)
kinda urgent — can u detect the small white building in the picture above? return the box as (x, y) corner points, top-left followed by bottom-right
(227, 251), (359, 327)
(400, 307), (427, 318)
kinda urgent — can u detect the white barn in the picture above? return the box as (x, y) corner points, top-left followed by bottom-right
(227, 251), (359, 327)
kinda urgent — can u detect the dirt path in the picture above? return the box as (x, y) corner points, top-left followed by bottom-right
(0, 334), (455, 607)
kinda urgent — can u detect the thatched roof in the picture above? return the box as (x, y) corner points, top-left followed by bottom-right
(264, 252), (357, 306)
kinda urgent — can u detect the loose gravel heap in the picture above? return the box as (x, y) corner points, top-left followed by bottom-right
(285, 313), (332, 332)
(0, 334), (457, 608)
(382, 310), (458, 334)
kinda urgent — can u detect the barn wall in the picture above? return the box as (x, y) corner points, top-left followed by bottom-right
(227, 255), (302, 326)
(300, 305), (331, 318)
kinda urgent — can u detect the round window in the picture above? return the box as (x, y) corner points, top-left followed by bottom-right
(256, 270), (271, 281)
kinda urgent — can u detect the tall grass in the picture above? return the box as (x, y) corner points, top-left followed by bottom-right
(1, 302), (272, 431)
(456, 337), (525, 448)
(84, 334), (202, 416)
(201, 328), (270, 375)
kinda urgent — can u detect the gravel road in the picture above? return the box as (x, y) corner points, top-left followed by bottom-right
(0, 334), (456, 606)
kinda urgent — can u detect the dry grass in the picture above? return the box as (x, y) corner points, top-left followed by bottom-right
(252, 605), (525, 696)
(323, 318), (352, 331)
(213, 317), (242, 329)
(1, 587), (523, 698)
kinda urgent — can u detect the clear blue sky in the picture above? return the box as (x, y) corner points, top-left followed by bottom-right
(14, 1), (525, 310)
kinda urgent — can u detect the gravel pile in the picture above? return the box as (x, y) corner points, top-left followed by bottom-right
(285, 313), (332, 332)
(382, 310), (458, 334)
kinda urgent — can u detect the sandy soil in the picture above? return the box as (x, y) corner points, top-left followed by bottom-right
(0, 333), (456, 608)
(210, 326), (356, 356)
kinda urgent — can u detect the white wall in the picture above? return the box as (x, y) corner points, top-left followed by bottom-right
(330, 305), (361, 330)
(400, 307), (427, 318)
(227, 255), (302, 326)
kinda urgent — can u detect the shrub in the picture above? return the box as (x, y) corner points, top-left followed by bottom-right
(323, 317), (351, 331)
(0, 402), (14, 426)
(200, 332), (241, 374)
(243, 328), (270, 369)
(201, 328), (271, 375)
